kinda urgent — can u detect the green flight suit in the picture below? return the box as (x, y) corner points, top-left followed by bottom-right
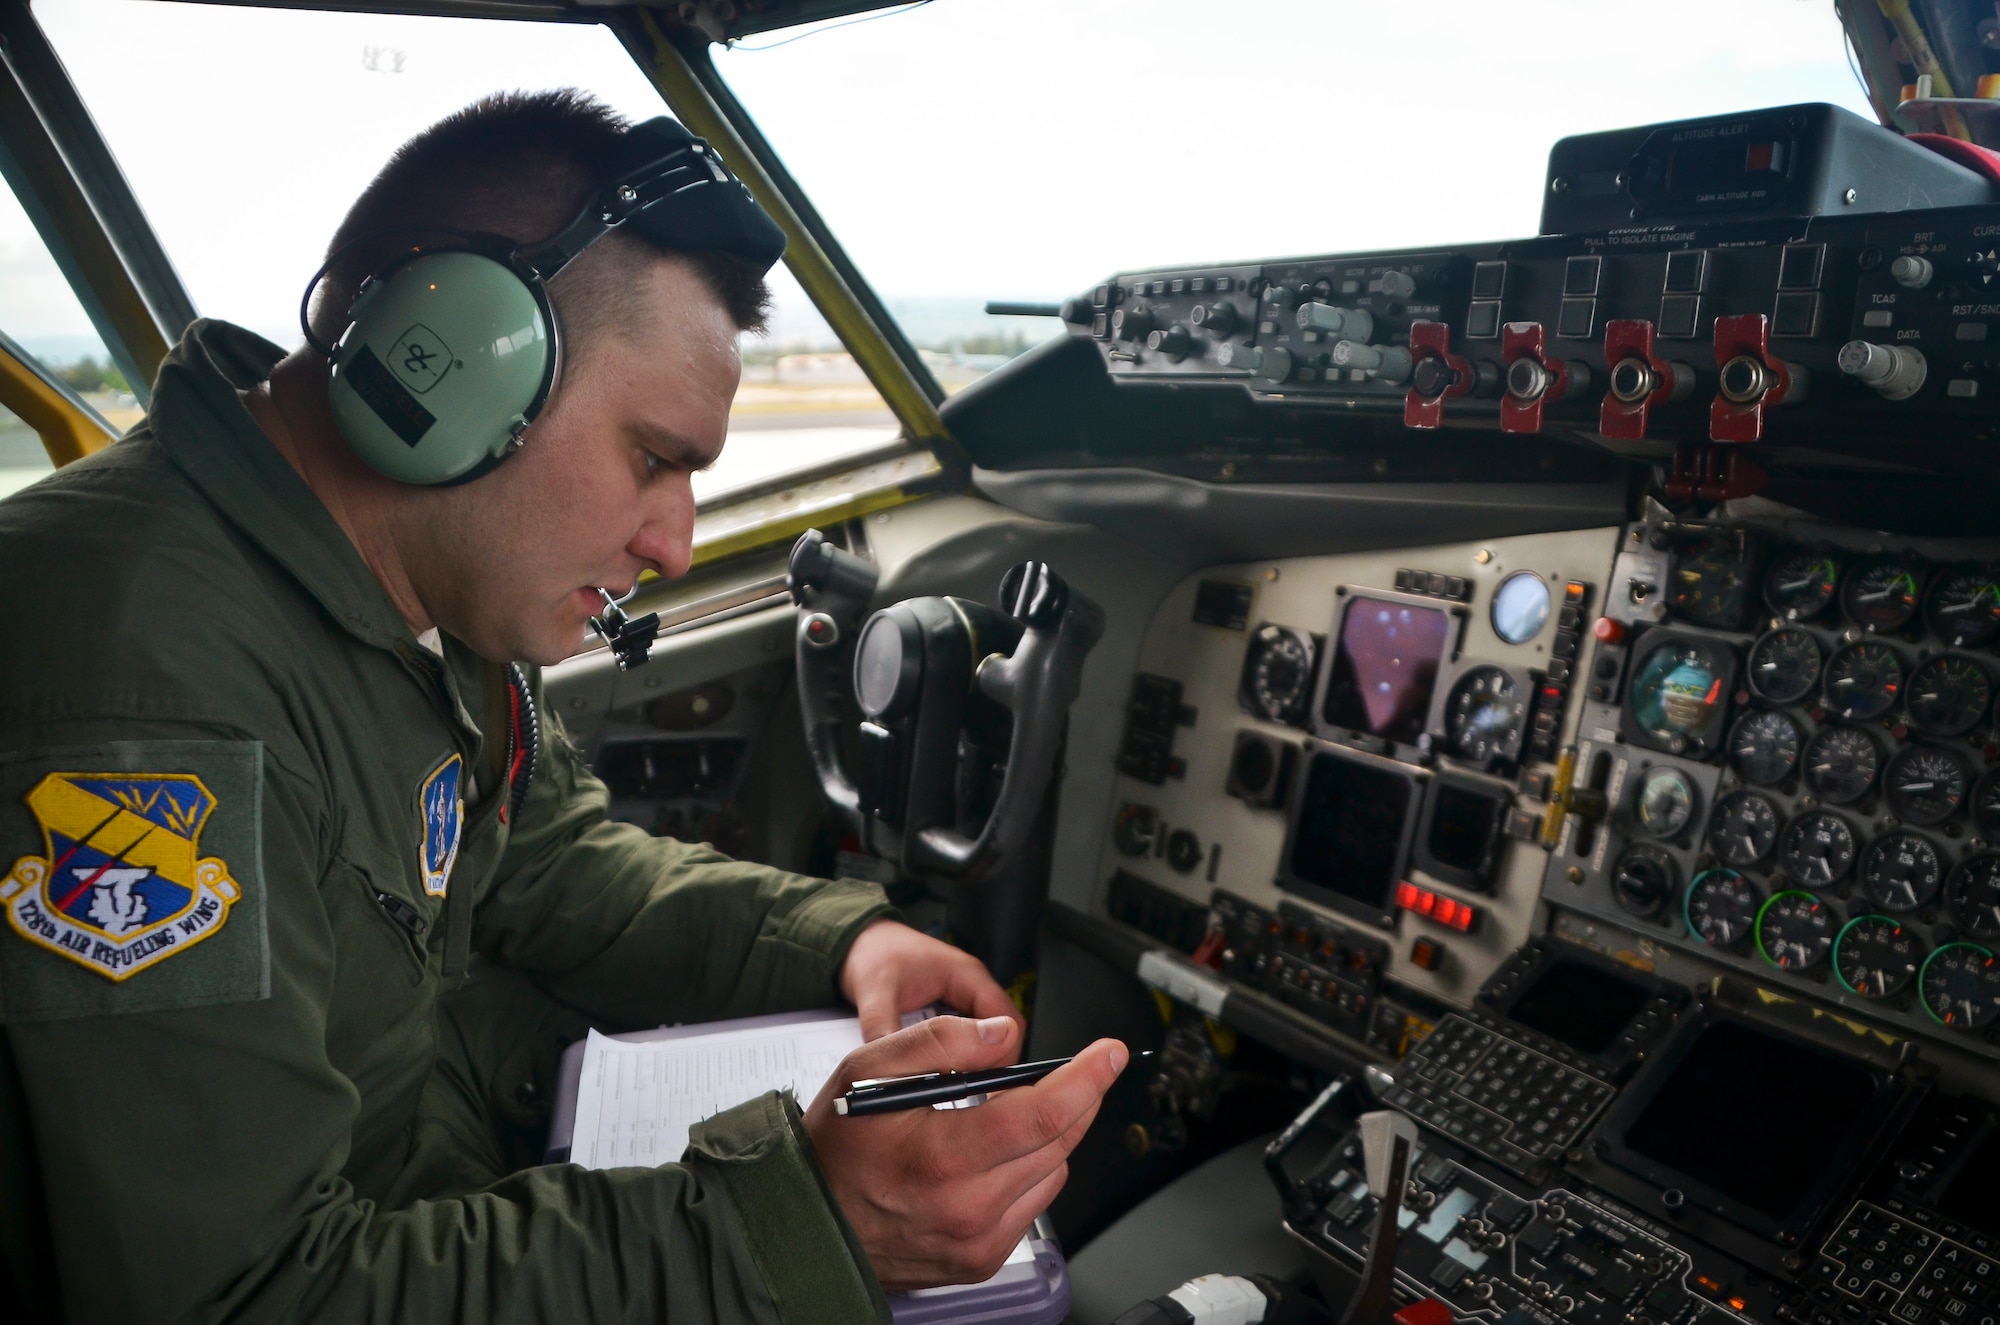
(0, 320), (897, 1324)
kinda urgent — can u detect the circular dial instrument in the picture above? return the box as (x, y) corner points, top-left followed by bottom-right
(1444, 666), (1526, 765)
(1708, 790), (1782, 868)
(1906, 654), (1993, 738)
(1685, 868), (1762, 948)
(1728, 709), (1803, 786)
(1804, 726), (1882, 805)
(1633, 765), (1698, 840)
(1669, 540), (1755, 627)
(1628, 638), (1731, 754)
(1612, 842), (1680, 918)
(1975, 769), (2000, 840)
(1833, 915), (1925, 1000)
(1756, 890), (1836, 970)
(1842, 558), (1924, 633)
(1948, 855), (2000, 941)
(1920, 943), (2000, 1030)
(1765, 549), (1841, 622)
(1861, 832), (1945, 913)
(1780, 810), (1858, 888)
(1491, 572), (1552, 645)
(1884, 744), (1972, 827)
(1823, 641), (1905, 722)
(1926, 566), (2000, 649)
(1242, 625), (1315, 723)
(1746, 627), (1825, 705)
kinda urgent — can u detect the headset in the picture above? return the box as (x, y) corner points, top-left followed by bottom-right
(301, 117), (787, 486)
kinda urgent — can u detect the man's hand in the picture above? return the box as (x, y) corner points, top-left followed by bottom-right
(804, 1015), (1125, 1290)
(839, 918), (1022, 1041)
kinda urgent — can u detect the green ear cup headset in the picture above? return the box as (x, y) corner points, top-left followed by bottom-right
(301, 118), (787, 486)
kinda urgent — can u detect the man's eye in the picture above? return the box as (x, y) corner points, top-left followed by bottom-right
(644, 450), (667, 479)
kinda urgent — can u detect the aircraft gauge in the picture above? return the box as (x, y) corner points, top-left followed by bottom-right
(1905, 654), (1992, 738)
(1632, 765), (1698, 839)
(1780, 810), (1856, 888)
(1920, 942), (2000, 1030)
(1883, 745), (1971, 827)
(1823, 641), (1905, 722)
(1707, 790), (1781, 868)
(1685, 868), (1761, 949)
(1860, 832), (1944, 913)
(1803, 726), (1881, 805)
(1239, 624), (1316, 724)
(1925, 565), (2000, 649)
(1755, 890), (1835, 970)
(1728, 709), (1802, 786)
(1764, 549), (1841, 622)
(1832, 915), (1924, 1000)
(1624, 633), (1736, 757)
(1947, 854), (2000, 941)
(1842, 558), (1924, 634)
(1668, 538), (1756, 628)
(1443, 666), (1526, 765)
(1746, 626), (1824, 705)
(1612, 842), (1679, 918)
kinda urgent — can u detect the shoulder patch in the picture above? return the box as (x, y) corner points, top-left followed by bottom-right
(0, 742), (267, 1022)
(418, 753), (462, 897)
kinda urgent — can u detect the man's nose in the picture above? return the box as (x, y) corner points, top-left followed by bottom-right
(628, 477), (696, 581)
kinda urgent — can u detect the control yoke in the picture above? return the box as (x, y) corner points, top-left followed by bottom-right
(787, 529), (1104, 886)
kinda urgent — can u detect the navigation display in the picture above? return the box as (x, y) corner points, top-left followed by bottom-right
(1281, 747), (1420, 925)
(1607, 1018), (1891, 1233)
(1319, 596), (1451, 744)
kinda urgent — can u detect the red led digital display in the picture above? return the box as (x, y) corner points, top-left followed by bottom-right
(1394, 880), (1479, 932)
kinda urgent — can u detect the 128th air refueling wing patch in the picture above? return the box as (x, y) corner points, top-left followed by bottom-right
(419, 754), (463, 897)
(1, 773), (241, 981)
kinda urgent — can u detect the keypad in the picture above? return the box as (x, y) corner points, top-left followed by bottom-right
(1383, 1013), (1615, 1178)
(1806, 1201), (2000, 1325)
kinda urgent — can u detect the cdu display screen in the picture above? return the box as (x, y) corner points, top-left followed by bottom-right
(1283, 749), (1417, 917)
(1320, 597), (1451, 744)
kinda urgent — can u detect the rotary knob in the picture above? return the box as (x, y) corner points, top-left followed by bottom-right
(1329, 339), (1413, 384)
(1967, 249), (2000, 290)
(1189, 301), (1237, 336)
(1219, 343), (1294, 384)
(1145, 325), (1193, 361)
(1297, 303), (1376, 341)
(1379, 270), (1418, 299)
(1891, 254), (1934, 289)
(1838, 339), (1927, 400)
(1112, 306), (1157, 341)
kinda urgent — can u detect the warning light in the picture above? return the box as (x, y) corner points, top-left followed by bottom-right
(1395, 881), (1479, 932)
(1728, 1299), (1748, 1313)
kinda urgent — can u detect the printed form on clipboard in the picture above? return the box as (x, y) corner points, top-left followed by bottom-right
(544, 1008), (1073, 1324)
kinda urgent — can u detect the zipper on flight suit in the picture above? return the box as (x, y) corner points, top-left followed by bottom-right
(374, 891), (429, 942)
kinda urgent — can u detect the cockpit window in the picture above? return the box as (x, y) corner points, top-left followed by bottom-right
(33, 0), (899, 505)
(710, 0), (1875, 334)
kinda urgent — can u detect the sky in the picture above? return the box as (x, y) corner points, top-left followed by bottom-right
(7, 0), (1877, 362)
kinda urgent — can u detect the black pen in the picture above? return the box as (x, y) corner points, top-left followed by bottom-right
(835, 1050), (1151, 1116)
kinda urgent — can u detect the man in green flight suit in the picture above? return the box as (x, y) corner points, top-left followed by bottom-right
(0, 89), (1125, 1324)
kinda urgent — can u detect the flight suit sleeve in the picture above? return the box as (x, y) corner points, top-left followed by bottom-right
(469, 699), (895, 1030)
(0, 724), (888, 1325)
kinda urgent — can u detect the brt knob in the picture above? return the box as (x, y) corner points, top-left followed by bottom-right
(1838, 339), (1928, 400)
(1379, 270), (1418, 299)
(1890, 254), (1933, 289)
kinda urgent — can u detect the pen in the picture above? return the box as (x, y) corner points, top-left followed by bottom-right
(835, 1050), (1153, 1116)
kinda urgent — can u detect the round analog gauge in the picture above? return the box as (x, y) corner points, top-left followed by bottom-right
(1920, 943), (2000, 1030)
(1765, 549), (1842, 622)
(1804, 726), (1882, 805)
(1823, 641), (1905, 722)
(1669, 540), (1754, 627)
(1833, 915), (1925, 1000)
(1241, 625), (1315, 724)
(1708, 790), (1781, 868)
(1861, 832), (1945, 913)
(1685, 868), (1762, 948)
(1746, 627), (1825, 705)
(1906, 654), (1993, 738)
(1628, 638), (1731, 754)
(1633, 765), (1698, 840)
(1491, 572), (1552, 645)
(1947, 854), (2000, 941)
(1842, 558), (1924, 634)
(1756, 891), (1836, 970)
(1445, 666), (1526, 765)
(1926, 566), (2000, 650)
(1975, 769), (2000, 839)
(1728, 709), (1803, 786)
(1612, 842), (1680, 918)
(1780, 810), (1857, 888)
(1884, 745), (1972, 827)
